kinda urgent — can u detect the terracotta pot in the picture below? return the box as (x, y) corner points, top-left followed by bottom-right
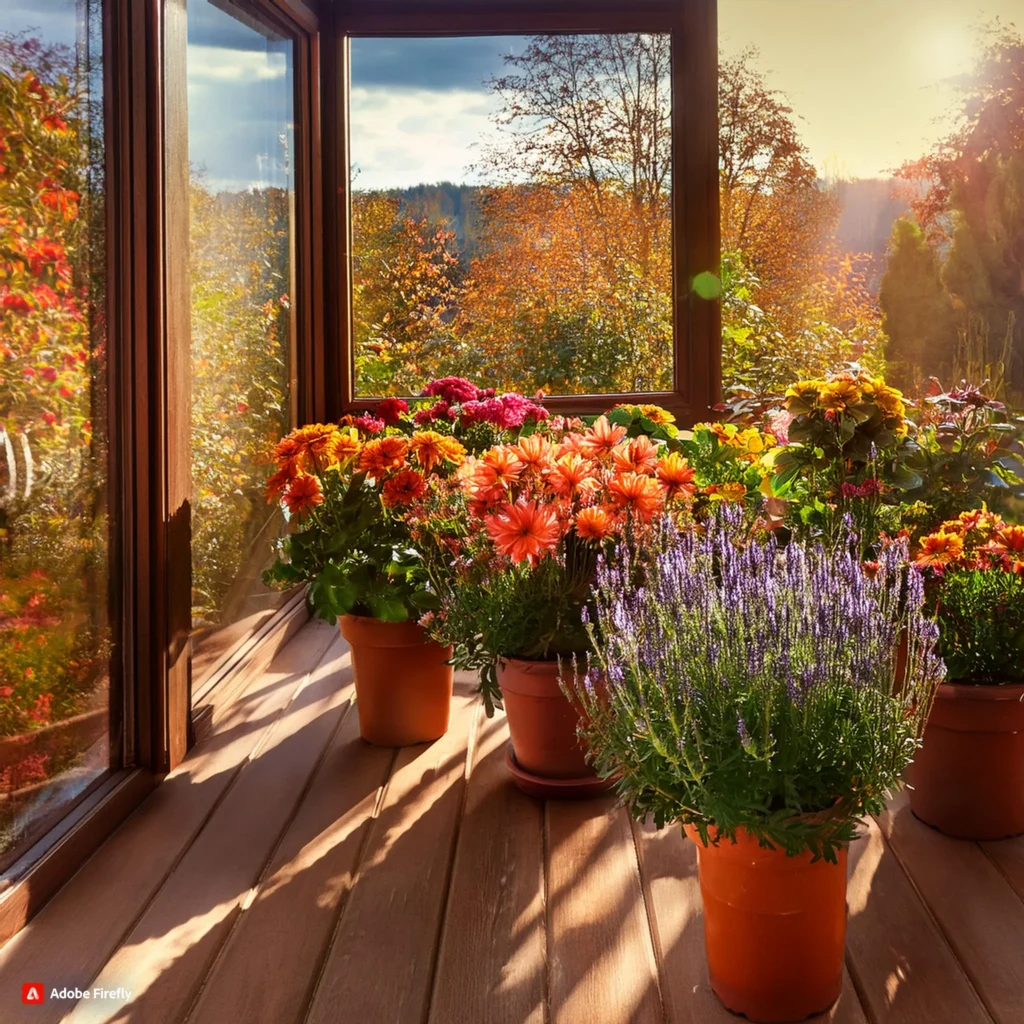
(909, 681), (1024, 840)
(497, 657), (594, 779)
(685, 825), (847, 1023)
(339, 614), (453, 746)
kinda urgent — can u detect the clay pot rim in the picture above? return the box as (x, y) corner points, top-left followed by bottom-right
(936, 680), (1024, 702)
(339, 613), (452, 652)
(684, 823), (851, 867)
(498, 654), (588, 671)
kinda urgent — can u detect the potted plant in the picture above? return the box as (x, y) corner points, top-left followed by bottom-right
(263, 421), (467, 746)
(909, 509), (1024, 839)
(575, 512), (944, 1023)
(419, 414), (697, 797)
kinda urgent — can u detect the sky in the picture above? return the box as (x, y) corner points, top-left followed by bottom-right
(718, 0), (1024, 180)
(5, 0), (1023, 191)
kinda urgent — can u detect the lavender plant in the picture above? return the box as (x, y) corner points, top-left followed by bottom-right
(575, 512), (945, 861)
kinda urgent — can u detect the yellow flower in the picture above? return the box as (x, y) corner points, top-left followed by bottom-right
(818, 378), (862, 412)
(706, 482), (747, 503)
(409, 430), (466, 473)
(785, 380), (824, 403)
(872, 383), (906, 421)
(331, 429), (361, 465)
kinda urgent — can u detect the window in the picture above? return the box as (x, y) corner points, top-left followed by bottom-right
(0, 1), (111, 869)
(350, 33), (674, 398)
(185, 0), (299, 684)
(718, 0), (1024, 399)
(336, 2), (719, 419)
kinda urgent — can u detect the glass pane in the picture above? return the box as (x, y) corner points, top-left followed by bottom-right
(350, 34), (674, 397)
(186, 2), (296, 682)
(718, 0), (1023, 399)
(0, 1), (110, 869)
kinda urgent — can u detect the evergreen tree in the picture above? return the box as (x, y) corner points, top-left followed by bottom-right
(879, 218), (958, 388)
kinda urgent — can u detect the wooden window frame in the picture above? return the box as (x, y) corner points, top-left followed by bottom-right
(0, 0), (324, 946)
(324, 0), (721, 424)
(162, 0), (325, 712)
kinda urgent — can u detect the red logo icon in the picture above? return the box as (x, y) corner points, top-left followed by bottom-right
(22, 983), (45, 1004)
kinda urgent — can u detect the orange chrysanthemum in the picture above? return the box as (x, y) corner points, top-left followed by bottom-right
(273, 434), (303, 470)
(409, 430), (466, 473)
(914, 531), (965, 569)
(286, 423), (340, 469)
(331, 430), (361, 465)
(547, 452), (601, 497)
(382, 468), (427, 507)
(358, 436), (409, 478)
(575, 506), (618, 541)
(579, 416), (627, 458)
(611, 436), (659, 475)
(656, 452), (697, 500)
(283, 473), (323, 515)
(514, 434), (555, 471)
(266, 461), (298, 502)
(608, 472), (665, 522)
(484, 500), (562, 564)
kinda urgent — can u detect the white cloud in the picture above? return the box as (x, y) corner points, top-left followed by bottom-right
(349, 87), (501, 190)
(187, 45), (287, 83)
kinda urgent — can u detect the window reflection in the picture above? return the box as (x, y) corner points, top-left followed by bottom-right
(186, 0), (297, 682)
(0, 2), (110, 869)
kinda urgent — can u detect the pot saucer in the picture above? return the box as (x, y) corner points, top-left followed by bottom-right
(504, 743), (616, 800)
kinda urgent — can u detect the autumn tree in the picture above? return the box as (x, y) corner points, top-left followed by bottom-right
(351, 191), (464, 396)
(718, 48), (839, 329)
(898, 23), (1024, 390)
(188, 178), (295, 630)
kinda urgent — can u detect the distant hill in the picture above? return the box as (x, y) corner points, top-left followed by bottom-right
(361, 182), (484, 266)
(359, 177), (913, 287)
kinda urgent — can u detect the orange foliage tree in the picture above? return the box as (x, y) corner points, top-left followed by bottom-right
(351, 191), (463, 396)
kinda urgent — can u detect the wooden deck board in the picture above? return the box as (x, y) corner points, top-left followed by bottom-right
(4, 624), (1024, 1024)
(877, 792), (1024, 1024)
(186, 649), (396, 1024)
(64, 630), (350, 1024)
(427, 708), (546, 1024)
(546, 795), (663, 1024)
(845, 814), (991, 1024)
(980, 835), (1024, 904)
(303, 686), (479, 1024)
(0, 620), (338, 1024)
(633, 818), (868, 1024)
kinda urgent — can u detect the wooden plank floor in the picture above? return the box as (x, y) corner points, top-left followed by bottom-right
(1, 619), (1021, 1023)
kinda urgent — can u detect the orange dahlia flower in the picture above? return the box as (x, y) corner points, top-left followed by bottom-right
(382, 468), (427, 507)
(611, 436), (659, 475)
(914, 531), (965, 569)
(994, 525), (1024, 554)
(514, 434), (555, 471)
(484, 500), (562, 564)
(358, 436), (409, 478)
(608, 472), (665, 522)
(575, 506), (618, 541)
(656, 452), (697, 500)
(283, 473), (323, 515)
(478, 446), (525, 488)
(548, 452), (601, 497)
(579, 416), (627, 458)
